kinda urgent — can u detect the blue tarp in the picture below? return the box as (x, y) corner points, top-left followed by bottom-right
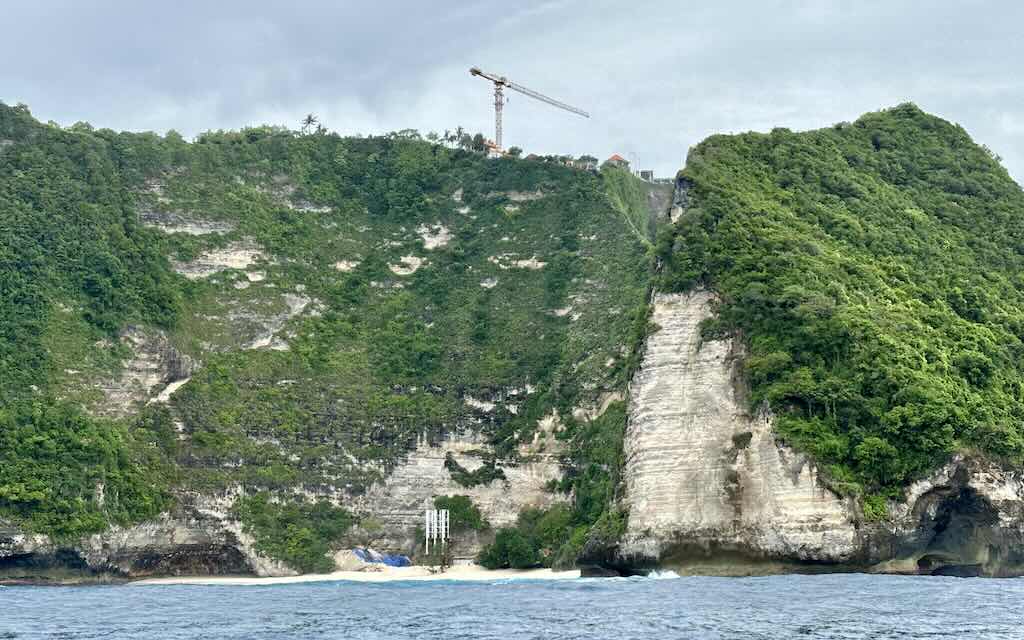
(353, 547), (412, 567)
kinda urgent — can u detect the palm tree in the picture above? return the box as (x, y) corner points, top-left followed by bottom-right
(301, 113), (319, 134)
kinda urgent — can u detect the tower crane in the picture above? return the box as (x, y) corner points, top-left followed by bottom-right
(469, 67), (589, 152)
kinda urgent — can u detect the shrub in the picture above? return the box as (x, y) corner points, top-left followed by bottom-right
(477, 528), (540, 569)
(233, 493), (354, 573)
(433, 495), (488, 531)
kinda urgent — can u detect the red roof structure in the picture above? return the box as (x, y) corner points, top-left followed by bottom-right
(607, 153), (627, 162)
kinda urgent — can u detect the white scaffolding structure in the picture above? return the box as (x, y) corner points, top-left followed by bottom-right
(424, 508), (450, 555)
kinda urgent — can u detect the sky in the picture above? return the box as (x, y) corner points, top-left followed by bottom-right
(3, 0), (1022, 182)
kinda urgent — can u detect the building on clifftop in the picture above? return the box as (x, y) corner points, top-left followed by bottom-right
(605, 153), (629, 169)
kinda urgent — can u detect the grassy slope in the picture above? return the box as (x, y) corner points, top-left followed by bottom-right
(658, 104), (1024, 506)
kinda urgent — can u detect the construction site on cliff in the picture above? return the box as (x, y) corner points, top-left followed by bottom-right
(469, 67), (589, 152)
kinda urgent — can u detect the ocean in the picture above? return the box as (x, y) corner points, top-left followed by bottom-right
(3, 572), (1022, 639)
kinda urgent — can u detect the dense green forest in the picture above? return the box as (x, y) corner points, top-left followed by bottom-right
(0, 103), (179, 537)
(658, 103), (1024, 508)
(0, 101), (646, 561)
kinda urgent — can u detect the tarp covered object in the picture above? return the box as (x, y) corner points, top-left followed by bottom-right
(353, 547), (412, 567)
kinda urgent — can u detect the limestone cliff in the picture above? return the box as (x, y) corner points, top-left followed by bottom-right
(620, 291), (856, 571)
(606, 290), (1024, 577)
(6, 101), (1024, 582)
(351, 429), (565, 562)
(0, 427), (566, 580)
(0, 105), (648, 581)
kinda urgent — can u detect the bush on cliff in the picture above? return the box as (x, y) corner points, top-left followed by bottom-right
(0, 401), (171, 538)
(433, 495), (488, 532)
(233, 492), (354, 573)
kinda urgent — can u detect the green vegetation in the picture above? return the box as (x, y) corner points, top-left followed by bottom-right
(443, 453), (506, 488)
(603, 166), (655, 249)
(0, 402), (172, 538)
(232, 492), (354, 573)
(433, 495), (488, 532)
(478, 526), (541, 569)
(659, 103), (1024, 499)
(11, 97), (1015, 571)
(0, 103), (179, 537)
(479, 402), (630, 568)
(0, 100), (648, 562)
(151, 123), (647, 496)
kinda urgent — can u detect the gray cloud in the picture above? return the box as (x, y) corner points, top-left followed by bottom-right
(3, 0), (1022, 182)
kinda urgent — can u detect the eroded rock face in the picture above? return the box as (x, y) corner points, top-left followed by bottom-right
(350, 431), (565, 561)
(611, 289), (1024, 577)
(173, 240), (265, 280)
(96, 327), (196, 418)
(668, 176), (692, 224)
(140, 210), (235, 235)
(0, 503), (260, 582)
(619, 291), (857, 573)
(870, 457), (1024, 577)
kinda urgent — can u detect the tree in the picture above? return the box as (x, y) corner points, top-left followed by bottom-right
(433, 495), (487, 531)
(301, 113), (319, 135)
(507, 146), (523, 157)
(477, 528), (540, 569)
(470, 133), (487, 153)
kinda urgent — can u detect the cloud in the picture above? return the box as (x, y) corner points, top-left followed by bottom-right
(2, 0), (1022, 183)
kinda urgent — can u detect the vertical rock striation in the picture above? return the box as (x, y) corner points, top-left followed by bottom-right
(620, 291), (857, 572)
(612, 289), (1024, 577)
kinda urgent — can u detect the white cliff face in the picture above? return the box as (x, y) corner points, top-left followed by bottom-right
(173, 240), (265, 280)
(352, 431), (564, 559)
(621, 291), (857, 566)
(96, 327), (196, 418)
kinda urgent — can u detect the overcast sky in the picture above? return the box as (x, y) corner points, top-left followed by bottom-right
(4, 1), (1022, 182)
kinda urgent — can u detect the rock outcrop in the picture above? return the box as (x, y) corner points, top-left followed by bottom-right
(96, 327), (196, 418)
(618, 291), (857, 574)
(351, 431), (565, 561)
(140, 210), (235, 235)
(0, 503), (257, 582)
(0, 427), (564, 581)
(868, 456), (1024, 577)
(602, 289), (1024, 577)
(172, 239), (265, 280)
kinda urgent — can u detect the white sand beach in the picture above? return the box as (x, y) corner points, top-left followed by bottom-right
(131, 565), (581, 586)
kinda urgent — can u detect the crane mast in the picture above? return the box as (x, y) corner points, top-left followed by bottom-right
(469, 67), (589, 151)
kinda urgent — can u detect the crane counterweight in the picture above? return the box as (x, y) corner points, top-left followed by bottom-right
(469, 67), (588, 152)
